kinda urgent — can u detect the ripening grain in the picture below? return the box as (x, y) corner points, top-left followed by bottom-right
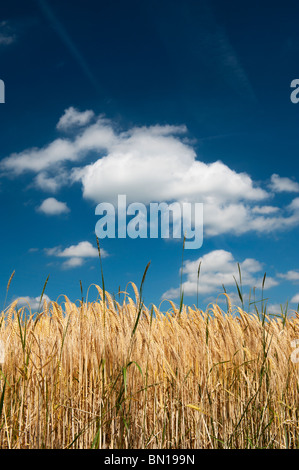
(0, 284), (298, 449)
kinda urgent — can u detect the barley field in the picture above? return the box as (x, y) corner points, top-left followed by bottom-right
(0, 281), (299, 449)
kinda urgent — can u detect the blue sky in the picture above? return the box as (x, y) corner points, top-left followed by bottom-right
(1, 0), (299, 313)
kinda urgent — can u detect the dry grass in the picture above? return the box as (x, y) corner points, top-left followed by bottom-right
(0, 283), (299, 449)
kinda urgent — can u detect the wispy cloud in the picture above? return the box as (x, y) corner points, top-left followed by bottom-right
(0, 21), (16, 46)
(57, 107), (95, 131)
(45, 241), (108, 269)
(0, 112), (115, 175)
(33, 172), (67, 193)
(278, 270), (299, 282)
(270, 174), (299, 193)
(252, 205), (280, 215)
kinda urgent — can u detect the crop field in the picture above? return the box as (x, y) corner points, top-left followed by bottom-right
(0, 278), (299, 449)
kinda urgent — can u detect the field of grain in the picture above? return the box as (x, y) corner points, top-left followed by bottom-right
(0, 282), (299, 449)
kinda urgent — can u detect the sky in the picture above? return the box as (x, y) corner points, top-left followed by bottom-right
(1, 0), (299, 314)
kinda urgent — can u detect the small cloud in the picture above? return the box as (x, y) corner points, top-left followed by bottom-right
(15, 294), (50, 311)
(270, 174), (299, 193)
(37, 197), (70, 215)
(28, 247), (39, 253)
(278, 270), (299, 282)
(0, 35), (14, 46)
(266, 303), (288, 315)
(291, 294), (299, 304)
(45, 246), (61, 257)
(287, 197), (299, 212)
(56, 106), (95, 131)
(0, 116), (114, 177)
(57, 241), (101, 258)
(46, 241), (108, 269)
(62, 257), (85, 269)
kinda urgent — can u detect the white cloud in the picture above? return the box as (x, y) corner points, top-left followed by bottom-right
(278, 270), (299, 282)
(287, 197), (299, 211)
(62, 257), (85, 269)
(56, 241), (100, 258)
(1, 114), (116, 176)
(291, 294), (299, 304)
(1, 138), (77, 175)
(162, 249), (278, 299)
(252, 205), (280, 215)
(75, 118), (117, 151)
(203, 293), (288, 316)
(266, 303), (287, 315)
(2, 108), (299, 237)
(247, 206), (299, 233)
(16, 294), (50, 311)
(0, 35), (14, 45)
(37, 198), (70, 215)
(76, 126), (267, 206)
(270, 174), (299, 193)
(56, 106), (95, 131)
(45, 241), (108, 269)
(33, 172), (67, 193)
(28, 248), (39, 253)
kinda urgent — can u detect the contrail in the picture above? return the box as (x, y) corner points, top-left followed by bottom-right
(36, 0), (101, 95)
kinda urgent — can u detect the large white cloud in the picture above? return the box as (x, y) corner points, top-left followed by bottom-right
(73, 124), (267, 206)
(2, 107), (299, 237)
(162, 249), (278, 299)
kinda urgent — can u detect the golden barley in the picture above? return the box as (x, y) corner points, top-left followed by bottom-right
(0, 289), (298, 449)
